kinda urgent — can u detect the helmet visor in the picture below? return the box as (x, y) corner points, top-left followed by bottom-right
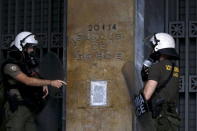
(25, 43), (38, 48)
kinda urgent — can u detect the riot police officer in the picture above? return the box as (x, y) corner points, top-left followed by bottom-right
(141, 33), (181, 131)
(1, 31), (66, 131)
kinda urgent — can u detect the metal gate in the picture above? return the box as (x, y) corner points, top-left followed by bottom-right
(166, 0), (197, 131)
(0, 0), (67, 130)
(0, 0), (66, 59)
(144, 0), (197, 131)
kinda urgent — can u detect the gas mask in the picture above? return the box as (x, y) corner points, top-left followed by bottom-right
(141, 52), (160, 81)
(24, 48), (39, 68)
(141, 34), (160, 82)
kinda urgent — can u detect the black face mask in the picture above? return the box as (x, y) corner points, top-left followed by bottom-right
(24, 51), (39, 68)
(149, 51), (160, 62)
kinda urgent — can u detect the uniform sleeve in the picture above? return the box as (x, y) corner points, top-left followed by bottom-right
(3, 64), (22, 78)
(148, 63), (161, 82)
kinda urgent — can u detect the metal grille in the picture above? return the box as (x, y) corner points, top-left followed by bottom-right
(166, 0), (197, 130)
(0, 0), (64, 59)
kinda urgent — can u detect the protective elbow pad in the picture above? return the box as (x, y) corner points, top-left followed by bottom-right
(134, 92), (149, 118)
(141, 58), (153, 82)
(141, 66), (149, 82)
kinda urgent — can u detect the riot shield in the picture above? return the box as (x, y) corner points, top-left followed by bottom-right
(122, 61), (156, 131)
(39, 51), (64, 96)
(36, 51), (65, 131)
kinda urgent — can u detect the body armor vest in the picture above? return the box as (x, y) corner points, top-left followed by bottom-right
(2, 56), (46, 113)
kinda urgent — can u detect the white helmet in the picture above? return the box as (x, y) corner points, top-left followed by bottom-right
(149, 32), (179, 59)
(10, 31), (38, 51)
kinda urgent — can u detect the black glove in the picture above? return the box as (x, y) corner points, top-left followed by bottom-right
(141, 65), (149, 82)
(134, 91), (149, 117)
(141, 57), (154, 82)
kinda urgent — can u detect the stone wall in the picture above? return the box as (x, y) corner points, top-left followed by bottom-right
(67, 0), (135, 130)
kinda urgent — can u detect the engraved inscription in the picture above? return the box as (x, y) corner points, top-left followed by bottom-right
(70, 24), (126, 60)
(88, 24), (117, 31)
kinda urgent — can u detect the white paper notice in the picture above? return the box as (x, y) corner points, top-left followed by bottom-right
(90, 80), (107, 106)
